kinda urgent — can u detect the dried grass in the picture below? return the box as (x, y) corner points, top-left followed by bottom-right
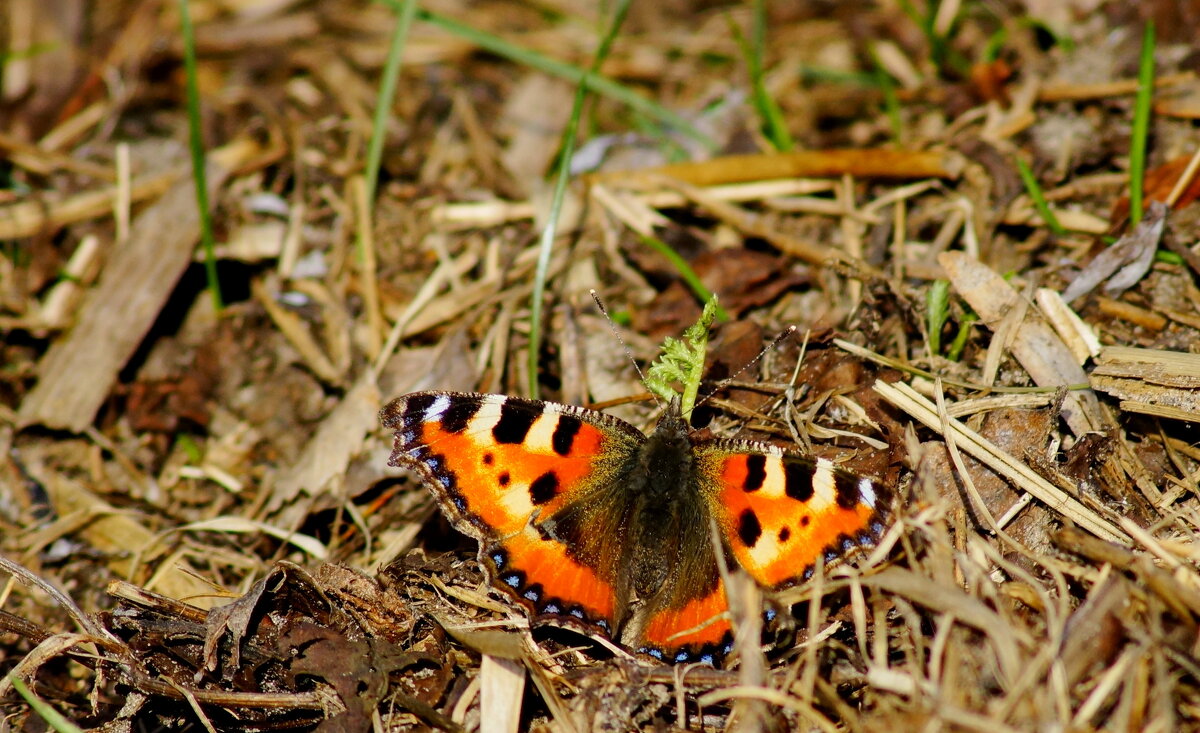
(3, 1), (1200, 730)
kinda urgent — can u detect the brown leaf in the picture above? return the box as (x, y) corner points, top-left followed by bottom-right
(1111, 155), (1200, 223)
(692, 248), (808, 315)
(280, 622), (381, 731)
(633, 280), (702, 342)
(920, 407), (1057, 556)
(1062, 201), (1166, 302)
(969, 59), (1013, 104)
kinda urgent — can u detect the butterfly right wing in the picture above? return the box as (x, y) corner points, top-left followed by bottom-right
(380, 391), (645, 635)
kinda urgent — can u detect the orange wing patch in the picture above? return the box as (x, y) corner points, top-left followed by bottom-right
(702, 449), (887, 588)
(488, 527), (617, 631)
(639, 580), (733, 664)
(413, 410), (606, 535)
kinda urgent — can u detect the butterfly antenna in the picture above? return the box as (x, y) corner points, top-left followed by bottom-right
(692, 325), (798, 411)
(785, 327), (811, 392)
(589, 290), (657, 406)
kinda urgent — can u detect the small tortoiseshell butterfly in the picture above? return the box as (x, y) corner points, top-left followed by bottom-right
(380, 391), (889, 665)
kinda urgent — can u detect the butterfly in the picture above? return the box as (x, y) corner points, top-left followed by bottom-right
(380, 391), (890, 665)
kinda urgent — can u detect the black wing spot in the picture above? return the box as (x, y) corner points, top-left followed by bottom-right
(551, 415), (583, 456)
(483, 452), (494, 465)
(441, 394), (484, 433)
(835, 473), (861, 509)
(800, 515), (811, 527)
(405, 393), (437, 422)
(493, 401), (538, 444)
(743, 454), (767, 492)
(529, 471), (560, 504)
(738, 509), (762, 548)
(778, 526), (791, 543)
(498, 471), (511, 487)
(783, 461), (814, 502)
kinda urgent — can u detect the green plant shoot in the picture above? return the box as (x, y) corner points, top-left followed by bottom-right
(927, 279), (950, 355)
(645, 296), (720, 418)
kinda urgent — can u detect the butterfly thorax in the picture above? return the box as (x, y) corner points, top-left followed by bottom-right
(635, 406), (693, 501)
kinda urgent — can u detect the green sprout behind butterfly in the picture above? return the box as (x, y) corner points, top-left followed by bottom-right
(645, 296), (720, 418)
(926, 279), (977, 361)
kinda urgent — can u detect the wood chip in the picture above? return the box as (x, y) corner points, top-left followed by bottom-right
(1038, 72), (1195, 102)
(1035, 287), (1101, 363)
(1091, 345), (1200, 420)
(29, 459), (218, 606)
(266, 374), (381, 530)
(480, 654), (525, 733)
(1093, 297), (1167, 331)
(17, 138), (262, 432)
(253, 278), (344, 386)
(0, 164), (186, 240)
(938, 251), (1102, 437)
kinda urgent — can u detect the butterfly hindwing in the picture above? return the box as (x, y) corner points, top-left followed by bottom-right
(638, 575), (733, 664)
(696, 441), (889, 588)
(381, 391), (644, 632)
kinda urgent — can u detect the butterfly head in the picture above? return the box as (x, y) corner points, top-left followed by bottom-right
(657, 396), (688, 427)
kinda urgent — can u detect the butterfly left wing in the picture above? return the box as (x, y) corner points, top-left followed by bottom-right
(380, 391), (645, 635)
(631, 441), (889, 665)
(695, 440), (890, 588)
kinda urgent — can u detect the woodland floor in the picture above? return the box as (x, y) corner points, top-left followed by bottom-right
(4, 1), (1200, 731)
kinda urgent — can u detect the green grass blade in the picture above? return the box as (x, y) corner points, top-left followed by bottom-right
(946, 312), (977, 362)
(526, 0), (633, 398)
(1015, 157), (1064, 235)
(0, 41), (59, 63)
(895, 0), (969, 76)
(982, 27), (1007, 63)
(730, 1), (793, 151)
(637, 233), (729, 322)
(1129, 20), (1155, 226)
(870, 48), (904, 142)
(8, 674), (85, 733)
(179, 0), (222, 311)
(927, 279), (950, 355)
(365, 0), (418, 204)
(373, 2), (716, 151)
